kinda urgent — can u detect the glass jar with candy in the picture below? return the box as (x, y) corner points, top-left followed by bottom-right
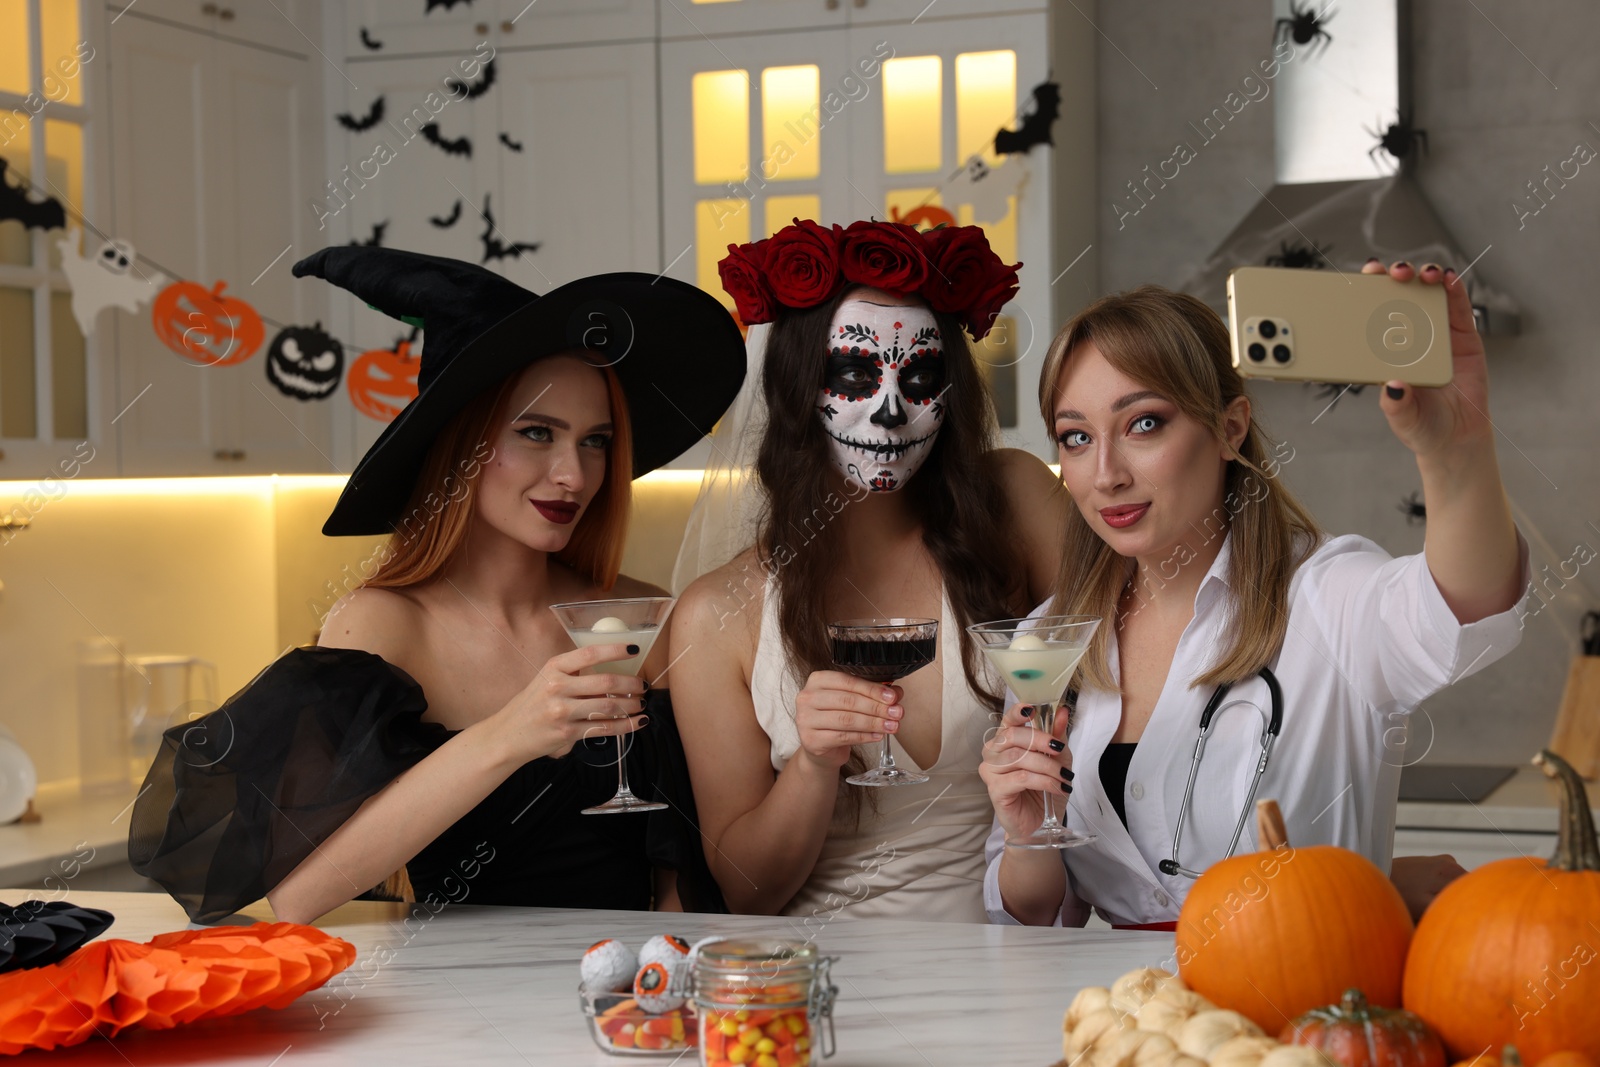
(692, 939), (837, 1067)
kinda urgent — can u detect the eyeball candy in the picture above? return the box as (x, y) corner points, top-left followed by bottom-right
(633, 960), (685, 1012)
(638, 934), (690, 969)
(581, 938), (638, 993)
(591, 616), (630, 634)
(1009, 633), (1048, 651)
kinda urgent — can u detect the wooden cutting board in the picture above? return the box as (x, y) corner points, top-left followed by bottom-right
(1550, 655), (1600, 780)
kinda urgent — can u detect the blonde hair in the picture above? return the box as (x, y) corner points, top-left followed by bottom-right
(1037, 286), (1322, 692)
(366, 354), (633, 592)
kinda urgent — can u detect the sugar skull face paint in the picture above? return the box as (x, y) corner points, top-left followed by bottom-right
(818, 298), (946, 492)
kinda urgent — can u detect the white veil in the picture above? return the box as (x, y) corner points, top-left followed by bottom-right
(670, 323), (774, 594)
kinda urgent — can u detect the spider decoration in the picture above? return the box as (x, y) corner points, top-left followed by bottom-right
(1368, 112), (1429, 170)
(1265, 240), (1332, 270)
(1397, 491), (1426, 526)
(1274, 1), (1334, 55)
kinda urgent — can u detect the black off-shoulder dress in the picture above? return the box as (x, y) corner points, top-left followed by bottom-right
(128, 646), (724, 924)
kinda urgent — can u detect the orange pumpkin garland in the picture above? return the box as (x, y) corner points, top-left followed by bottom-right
(151, 279), (266, 367)
(347, 337), (422, 421)
(1176, 800), (1414, 1034)
(1402, 751), (1600, 1063)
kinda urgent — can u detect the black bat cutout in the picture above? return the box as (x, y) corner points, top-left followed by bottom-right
(419, 123), (472, 158)
(430, 199), (463, 228)
(0, 158), (66, 231)
(350, 221), (388, 247)
(498, 132), (524, 153)
(479, 194), (540, 263)
(359, 27), (384, 50)
(425, 0), (471, 11)
(994, 81), (1061, 155)
(446, 59), (495, 101)
(336, 96), (385, 132)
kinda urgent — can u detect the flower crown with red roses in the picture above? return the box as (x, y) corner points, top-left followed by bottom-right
(717, 218), (1021, 342)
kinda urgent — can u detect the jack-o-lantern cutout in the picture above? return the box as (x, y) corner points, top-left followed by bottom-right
(347, 338), (421, 422)
(888, 204), (957, 232)
(265, 323), (344, 400)
(151, 280), (265, 367)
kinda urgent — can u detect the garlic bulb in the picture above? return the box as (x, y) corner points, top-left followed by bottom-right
(1131, 1033), (1180, 1067)
(1176, 1010), (1266, 1060)
(1067, 986), (1114, 1035)
(1094, 1027), (1165, 1067)
(1208, 1035), (1283, 1067)
(1259, 1047), (1338, 1067)
(1066, 1007), (1134, 1062)
(1109, 967), (1181, 1014)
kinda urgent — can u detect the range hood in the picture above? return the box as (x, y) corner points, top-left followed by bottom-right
(1180, 0), (1519, 334)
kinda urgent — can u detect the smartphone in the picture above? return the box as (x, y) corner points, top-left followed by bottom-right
(1226, 266), (1452, 387)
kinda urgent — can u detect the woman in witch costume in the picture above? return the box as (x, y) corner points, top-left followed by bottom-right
(669, 220), (1070, 921)
(129, 247), (744, 924)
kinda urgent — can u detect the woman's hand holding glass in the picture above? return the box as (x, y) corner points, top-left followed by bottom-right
(793, 671), (905, 770)
(489, 643), (647, 762)
(980, 702), (1074, 841)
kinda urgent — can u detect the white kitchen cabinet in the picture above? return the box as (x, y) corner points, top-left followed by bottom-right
(107, 0), (317, 56)
(659, 0), (848, 38)
(108, 8), (333, 475)
(1393, 828), (1559, 871)
(343, 0), (654, 58)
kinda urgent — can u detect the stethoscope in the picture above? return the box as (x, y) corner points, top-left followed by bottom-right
(1156, 665), (1284, 879)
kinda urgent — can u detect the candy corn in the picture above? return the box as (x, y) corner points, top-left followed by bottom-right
(699, 1005), (812, 1067)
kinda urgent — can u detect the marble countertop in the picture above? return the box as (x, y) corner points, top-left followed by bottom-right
(0, 889), (1175, 1066)
(1394, 764), (1600, 835)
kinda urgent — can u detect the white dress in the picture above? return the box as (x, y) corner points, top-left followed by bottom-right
(983, 528), (1534, 927)
(751, 578), (998, 923)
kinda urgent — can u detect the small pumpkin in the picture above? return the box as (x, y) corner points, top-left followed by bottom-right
(347, 337), (421, 421)
(1282, 989), (1445, 1067)
(1176, 800), (1413, 1032)
(151, 279), (265, 367)
(1402, 751), (1600, 1062)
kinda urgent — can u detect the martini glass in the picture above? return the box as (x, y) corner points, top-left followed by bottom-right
(549, 596), (675, 815)
(968, 615), (1102, 848)
(828, 618), (938, 787)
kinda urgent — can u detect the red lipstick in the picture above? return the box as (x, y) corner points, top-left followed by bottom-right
(531, 499), (579, 525)
(1099, 502), (1150, 529)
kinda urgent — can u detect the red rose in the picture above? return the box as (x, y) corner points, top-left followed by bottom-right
(764, 218), (841, 308)
(717, 241), (775, 325)
(920, 225), (1000, 316)
(966, 261), (1021, 342)
(838, 220), (929, 295)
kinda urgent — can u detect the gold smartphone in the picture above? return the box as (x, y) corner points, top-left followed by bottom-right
(1226, 266), (1452, 387)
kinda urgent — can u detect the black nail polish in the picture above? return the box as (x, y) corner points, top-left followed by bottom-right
(626, 644), (640, 655)
(1395, 261), (1412, 271)
(1386, 385), (1404, 400)
(1365, 256), (1380, 265)
(1021, 706), (1033, 718)
(1063, 768), (1076, 781)
(1059, 781), (1070, 793)
(637, 715), (649, 727)
(640, 696), (648, 709)
(1048, 738), (1065, 753)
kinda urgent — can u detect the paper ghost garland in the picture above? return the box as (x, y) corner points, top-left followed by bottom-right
(265, 323), (344, 400)
(945, 153), (1030, 225)
(994, 81), (1060, 155)
(56, 228), (168, 336)
(0, 158), (66, 231)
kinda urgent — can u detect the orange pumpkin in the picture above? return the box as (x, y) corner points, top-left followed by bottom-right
(1282, 989), (1445, 1067)
(1176, 800), (1414, 1033)
(1403, 751), (1600, 1063)
(347, 338), (421, 422)
(151, 279), (265, 367)
(1537, 1055), (1598, 1067)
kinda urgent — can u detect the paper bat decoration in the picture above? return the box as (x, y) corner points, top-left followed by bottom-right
(425, 0), (471, 11)
(420, 123), (472, 158)
(0, 158), (66, 231)
(350, 221), (388, 247)
(429, 199), (463, 228)
(446, 59), (495, 101)
(336, 97), (385, 132)
(359, 27), (383, 50)
(479, 194), (540, 263)
(993, 81), (1061, 155)
(57, 228), (168, 336)
(499, 132), (524, 153)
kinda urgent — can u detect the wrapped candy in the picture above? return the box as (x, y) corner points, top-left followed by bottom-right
(580, 938), (638, 994)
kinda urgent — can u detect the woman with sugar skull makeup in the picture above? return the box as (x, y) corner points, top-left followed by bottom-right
(669, 220), (1071, 921)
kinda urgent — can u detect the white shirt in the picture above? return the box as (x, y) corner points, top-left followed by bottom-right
(983, 528), (1533, 927)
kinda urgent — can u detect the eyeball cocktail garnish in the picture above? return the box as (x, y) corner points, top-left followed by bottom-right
(591, 616), (630, 634)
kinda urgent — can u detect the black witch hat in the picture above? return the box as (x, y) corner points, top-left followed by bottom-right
(293, 247), (744, 536)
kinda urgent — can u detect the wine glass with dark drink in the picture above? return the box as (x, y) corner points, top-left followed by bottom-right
(827, 617), (939, 787)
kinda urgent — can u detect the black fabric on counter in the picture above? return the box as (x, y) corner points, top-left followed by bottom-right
(129, 646), (725, 923)
(1099, 742), (1137, 829)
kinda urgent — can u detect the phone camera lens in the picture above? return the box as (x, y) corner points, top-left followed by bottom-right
(1272, 344), (1292, 364)
(1247, 342), (1267, 362)
(1258, 319), (1278, 340)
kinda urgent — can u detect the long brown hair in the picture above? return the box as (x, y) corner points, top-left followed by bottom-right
(756, 287), (1028, 802)
(1037, 286), (1322, 692)
(366, 353), (634, 591)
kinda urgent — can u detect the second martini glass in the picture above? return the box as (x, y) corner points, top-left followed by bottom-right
(549, 596), (675, 815)
(968, 615), (1102, 848)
